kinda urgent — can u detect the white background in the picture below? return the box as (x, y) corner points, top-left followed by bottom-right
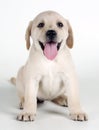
(0, 0), (99, 130)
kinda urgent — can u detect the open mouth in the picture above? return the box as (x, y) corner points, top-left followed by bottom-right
(39, 40), (62, 60)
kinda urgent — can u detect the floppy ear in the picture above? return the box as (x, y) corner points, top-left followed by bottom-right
(66, 20), (73, 48)
(25, 21), (33, 50)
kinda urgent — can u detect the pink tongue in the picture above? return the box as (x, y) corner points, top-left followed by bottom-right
(44, 43), (58, 60)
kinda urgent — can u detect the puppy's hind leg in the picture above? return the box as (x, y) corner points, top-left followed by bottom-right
(16, 83), (25, 110)
(19, 97), (24, 109)
(16, 67), (25, 110)
(52, 95), (68, 107)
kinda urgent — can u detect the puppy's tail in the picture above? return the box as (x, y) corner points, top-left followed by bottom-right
(10, 77), (16, 86)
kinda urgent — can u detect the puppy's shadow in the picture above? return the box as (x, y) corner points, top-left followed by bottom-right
(0, 81), (18, 115)
(45, 109), (69, 119)
(38, 101), (69, 119)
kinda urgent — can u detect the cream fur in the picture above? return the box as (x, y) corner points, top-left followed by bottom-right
(12, 11), (88, 121)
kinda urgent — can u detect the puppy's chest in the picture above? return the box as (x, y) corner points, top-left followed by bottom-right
(38, 71), (66, 99)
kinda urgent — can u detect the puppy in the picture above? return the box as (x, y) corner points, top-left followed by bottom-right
(12, 11), (88, 121)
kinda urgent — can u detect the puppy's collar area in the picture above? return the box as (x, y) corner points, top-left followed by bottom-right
(39, 40), (62, 60)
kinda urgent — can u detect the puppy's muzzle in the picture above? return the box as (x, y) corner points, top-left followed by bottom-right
(39, 29), (62, 60)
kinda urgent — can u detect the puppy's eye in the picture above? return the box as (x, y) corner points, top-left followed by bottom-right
(57, 22), (63, 28)
(37, 22), (45, 28)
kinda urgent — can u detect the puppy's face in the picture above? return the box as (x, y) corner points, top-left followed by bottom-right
(26, 11), (73, 60)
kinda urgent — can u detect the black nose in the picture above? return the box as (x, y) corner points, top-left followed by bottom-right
(46, 30), (57, 40)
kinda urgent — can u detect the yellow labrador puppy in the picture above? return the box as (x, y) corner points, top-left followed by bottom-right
(12, 11), (88, 121)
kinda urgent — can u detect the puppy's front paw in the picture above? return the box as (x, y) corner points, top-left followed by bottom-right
(17, 112), (36, 121)
(69, 112), (88, 121)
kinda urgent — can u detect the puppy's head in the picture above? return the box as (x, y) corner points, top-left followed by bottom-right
(25, 11), (73, 60)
